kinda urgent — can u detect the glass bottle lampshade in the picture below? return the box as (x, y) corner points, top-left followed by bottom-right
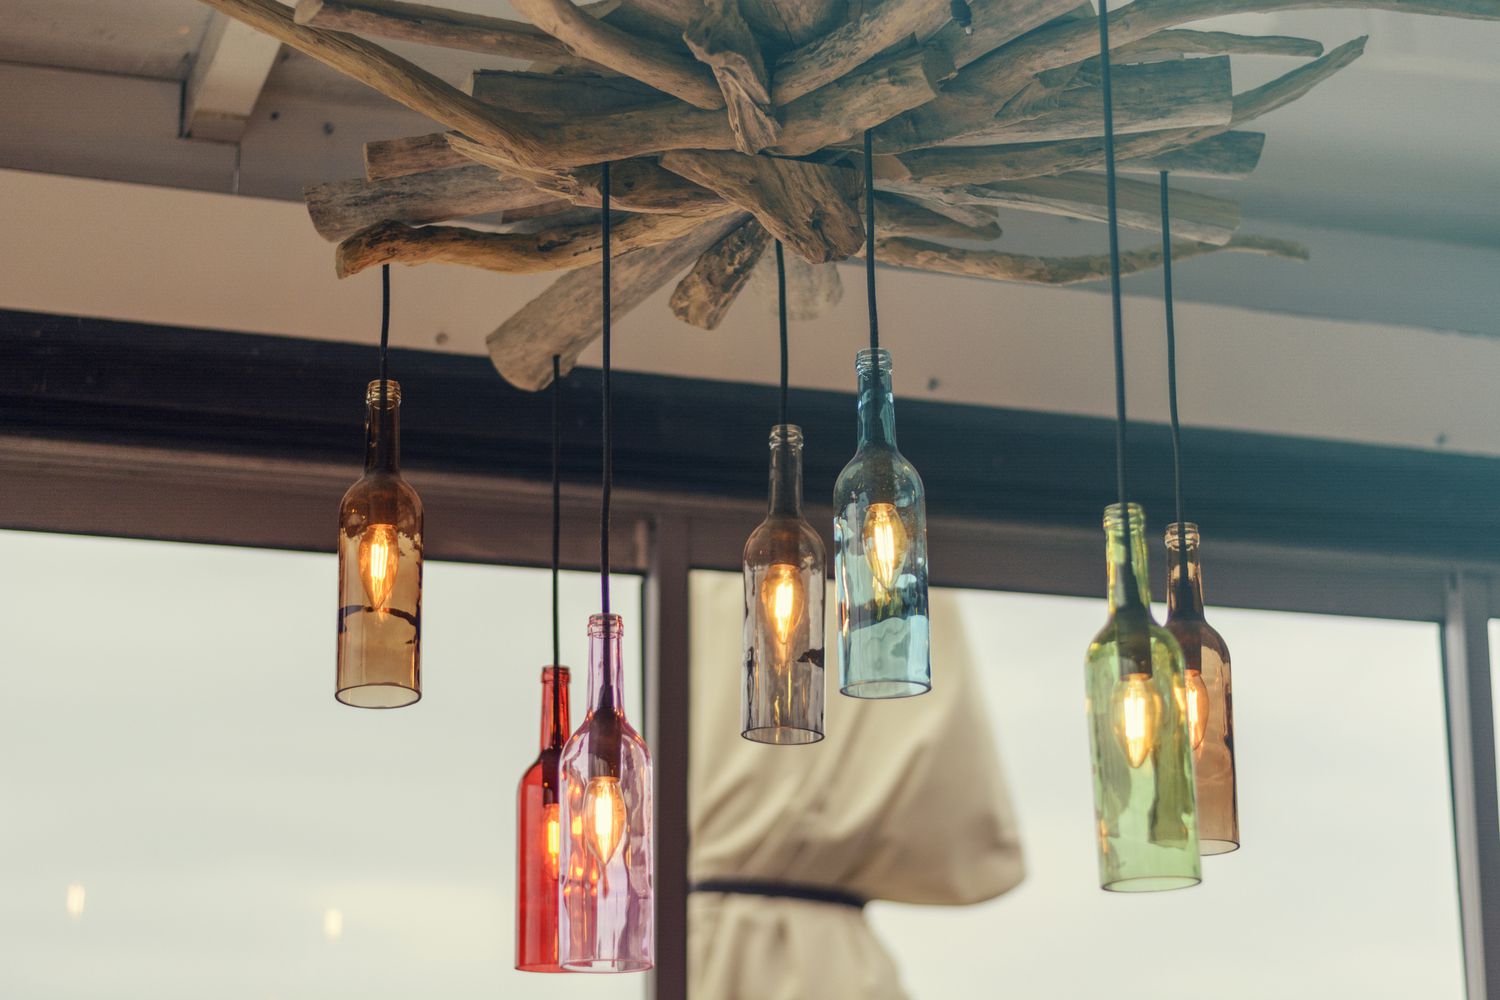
(517, 665), (572, 972)
(336, 379), (422, 708)
(833, 348), (930, 699)
(558, 613), (653, 972)
(1164, 522), (1239, 855)
(1084, 503), (1200, 891)
(743, 425), (826, 744)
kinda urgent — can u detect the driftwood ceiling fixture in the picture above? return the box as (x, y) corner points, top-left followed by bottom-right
(197, 0), (1498, 390)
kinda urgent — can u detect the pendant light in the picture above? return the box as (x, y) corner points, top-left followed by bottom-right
(742, 241), (828, 744)
(557, 163), (655, 972)
(833, 131), (931, 700)
(336, 263), (423, 708)
(1081, 6), (1201, 891)
(517, 356), (575, 972)
(1158, 173), (1240, 856)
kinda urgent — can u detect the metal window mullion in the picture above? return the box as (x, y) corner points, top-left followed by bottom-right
(1443, 571), (1500, 999)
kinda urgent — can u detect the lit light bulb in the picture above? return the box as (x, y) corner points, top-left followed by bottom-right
(1185, 669), (1210, 751)
(582, 776), (627, 864)
(544, 802), (562, 879)
(862, 502), (909, 597)
(760, 563), (805, 646)
(1112, 672), (1161, 768)
(358, 523), (399, 611)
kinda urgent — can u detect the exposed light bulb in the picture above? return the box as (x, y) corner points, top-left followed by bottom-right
(358, 523), (399, 611)
(760, 563), (805, 646)
(1112, 672), (1161, 768)
(862, 502), (909, 597)
(1184, 669), (1210, 751)
(544, 802), (562, 879)
(582, 776), (627, 864)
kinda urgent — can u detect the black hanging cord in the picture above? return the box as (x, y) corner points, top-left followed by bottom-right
(600, 161), (613, 619)
(863, 129), (880, 354)
(378, 264), (391, 411)
(776, 240), (789, 434)
(551, 354), (563, 672)
(1160, 171), (1190, 599)
(1096, 0), (1133, 564)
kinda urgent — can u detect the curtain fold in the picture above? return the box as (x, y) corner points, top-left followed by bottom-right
(689, 574), (1025, 998)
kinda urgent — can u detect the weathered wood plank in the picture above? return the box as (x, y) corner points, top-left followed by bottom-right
(469, 69), (665, 117)
(1231, 35), (1367, 124)
(1112, 28), (1324, 61)
(967, 172), (1241, 244)
(489, 214), (749, 390)
(364, 131), (470, 181)
(293, 0), (593, 68)
(305, 164), (556, 240)
(774, 43), (953, 155)
(684, 0), (781, 152)
(770, 0), (953, 106)
(669, 218), (772, 330)
(741, 0), (848, 50)
(876, 191), (1003, 240)
(659, 149), (864, 263)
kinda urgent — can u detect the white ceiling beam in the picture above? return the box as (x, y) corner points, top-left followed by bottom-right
(182, 12), (283, 143)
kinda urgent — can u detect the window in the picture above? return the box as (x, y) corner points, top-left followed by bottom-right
(0, 530), (643, 1000)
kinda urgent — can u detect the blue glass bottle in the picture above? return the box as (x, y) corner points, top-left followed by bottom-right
(833, 348), (930, 698)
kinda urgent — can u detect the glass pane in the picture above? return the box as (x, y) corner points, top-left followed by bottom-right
(869, 590), (1462, 999)
(0, 529), (643, 1000)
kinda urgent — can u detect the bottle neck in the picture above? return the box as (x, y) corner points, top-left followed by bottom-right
(1166, 541), (1206, 618)
(768, 434), (804, 516)
(588, 627), (625, 712)
(364, 399), (401, 473)
(1105, 525), (1153, 613)
(856, 367), (898, 450)
(539, 667), (571, 750)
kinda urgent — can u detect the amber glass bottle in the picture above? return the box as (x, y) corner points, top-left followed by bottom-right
(1165, 522), (1239, 855)
(336, 379), (423, 708)
(517, 666), (572, 972)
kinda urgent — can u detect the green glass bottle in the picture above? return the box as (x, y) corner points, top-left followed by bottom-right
(1084, 502), (1200, 892)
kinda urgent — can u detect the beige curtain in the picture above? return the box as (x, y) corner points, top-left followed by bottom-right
(689, 574), (1025, 999)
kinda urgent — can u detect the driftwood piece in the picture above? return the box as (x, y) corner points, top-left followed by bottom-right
(876, 231), (1308, 285)
(305, 164), (556, 240)
(1119, 130), (1265, 179)
(334, 210), (723, 277)
(508, 0), (725, 109)
(876, 192), (1003, 241)
(490, 213), (750, 390)
(198, 0), (549, 170)
(469, 70), (665, 117)
(669, 218), (772, 329)
(774, 43), (954, 156)
(292, 0), (595, 68)
(364, 131), (471, 180)
(933, 0), (1088, 72)
(528, 156), (729, 216)
(659, 149), (864, 263)
(1231, 35), (1368, 124)
(741, 0), (848, 49)
(969, 172), (1241, 244)
(748, 252), (845, 320)
(684, 0), (781, 153)
(1112, 28), (1324, 61)
(769, 0), (953, 106)
(948, 55), (1233, 146)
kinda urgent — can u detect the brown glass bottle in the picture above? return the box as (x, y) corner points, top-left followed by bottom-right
(517, 666), (571, 972)
(336, 379), (423, 708)
(1164, 522), (1238, 854)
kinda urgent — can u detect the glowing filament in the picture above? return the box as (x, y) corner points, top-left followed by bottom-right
(358, 523), (399, 611)
(582, 776), (627, 864)
(862, 502), (909, 597)
(1112, 672), (1161, 768)
(544, 803), (562, 879)
(1185, 669), (1210, 751)
(760, 563), (805, 646)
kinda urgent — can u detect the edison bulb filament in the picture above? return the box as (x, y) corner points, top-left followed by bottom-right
(1113, 672), (1161, 768)
(862, 502), (908, 598)
(582, 775), (627, 864)
(358, 523), (399, 611)
(760, 563), (805, 647)
(1185, 669), (1210, 751)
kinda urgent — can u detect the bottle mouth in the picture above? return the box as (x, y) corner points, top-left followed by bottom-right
(541, 665), (571, 681)
(1163, 521), (1201, 548)
(1102, 502), (1146, 532)
(365, 379), (401, 406)
(588, 612), (624, 638)
(855, 348), (893, 375)
(768, 423), (804, 448)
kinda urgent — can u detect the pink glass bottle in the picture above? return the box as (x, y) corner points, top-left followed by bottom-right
(516, 665), (571, 972)
(557, 613), (654, 972)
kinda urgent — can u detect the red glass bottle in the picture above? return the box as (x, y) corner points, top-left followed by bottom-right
(517, 665), (572, 972)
